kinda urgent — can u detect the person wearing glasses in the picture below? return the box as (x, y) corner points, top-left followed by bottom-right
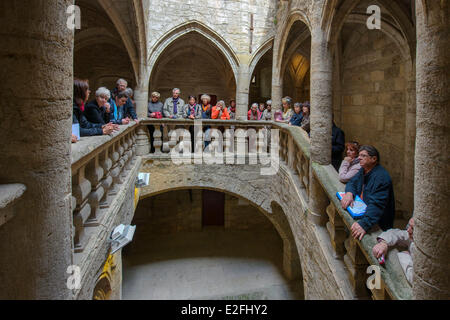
(372, 218), (415, 284)
(338, 141), (361, 183)
(340, 145), (395, 240)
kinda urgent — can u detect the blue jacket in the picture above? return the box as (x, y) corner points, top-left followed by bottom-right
(108, 98), (127, 125)
(72, 102), (103, 137)
(345, 164), (395, 232)
(289, 112), (303, 126)
(111, 87), (137, 120)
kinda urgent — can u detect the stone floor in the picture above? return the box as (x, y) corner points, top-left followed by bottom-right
(122, 227), (304, 300)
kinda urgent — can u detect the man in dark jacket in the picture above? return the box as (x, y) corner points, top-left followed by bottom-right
(340, 145), (395, 240)
(332, 122), (345, 171)
(111, 79), (139, 123)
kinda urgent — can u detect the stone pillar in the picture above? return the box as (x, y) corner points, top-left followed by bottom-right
(308, 26), (333, 225)
(309, 26), (333, 165)
(0, 0), (74, 299)
(134, 80), (149, 120)
(236, 64), (250, 120)
(413, 1), (450, 300)
(271, 72), (283, 113)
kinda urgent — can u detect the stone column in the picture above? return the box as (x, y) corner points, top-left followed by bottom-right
(0, 0), (74, 299)
(236, 64), (250, 121)
(413, 1), (450, 300)
(307, 26), (333, 225)
(271, 71), (283, 113)
(134, 78), (149, 120)
(310, 26), (333, 165)
(271, 44), (283, 113)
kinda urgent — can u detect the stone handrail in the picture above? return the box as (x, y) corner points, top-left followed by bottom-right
(0, 184), (26, 227)
(71, 123), (138, 253)
(138, 118), (412, 300)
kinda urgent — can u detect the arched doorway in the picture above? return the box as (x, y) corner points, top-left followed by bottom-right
(280, 20), (311, 103)
(249, 48), (273, 106)
(149, 31), (237, 104)
(122, 189), (304, 300)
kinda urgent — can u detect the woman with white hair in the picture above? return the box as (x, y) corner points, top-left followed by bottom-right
(200, 94), (212, 119)
(275, 97), (293, 123)
(85, 87), (118, 129)
(212, 100), (230, 120)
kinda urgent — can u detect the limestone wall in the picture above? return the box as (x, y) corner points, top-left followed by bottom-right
(129, 189), (273, 251)
(147, 0), (276, 57)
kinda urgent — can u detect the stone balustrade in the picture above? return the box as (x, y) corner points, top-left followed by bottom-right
(137, 119), (412, 300)
(71, 124), (138, 253)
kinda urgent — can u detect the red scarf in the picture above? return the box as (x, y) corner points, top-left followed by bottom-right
(80, 102), (85, 113)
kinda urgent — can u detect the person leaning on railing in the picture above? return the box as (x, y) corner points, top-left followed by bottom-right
(183, 96), (202, 120)
(300, 102), (310, 133)
(338, 142), (361, 183)
(340, 145), (395, 240)
(248, 103), (261, 120)
(84, 87), (119, 131)
(163, 88), (185, 119)
(275, 97), (293, 123)
(228, 99), (237, 120)
(108, 91), (132, 126)
(289, 102), (303, 127)
(111, 78), (139, 124)
(148, 92), (164, 119)
(72, 79), (115, 142)
(263, 100), (272, 120)
(212, 100), (231, 120)
(372, 218), (415, 284)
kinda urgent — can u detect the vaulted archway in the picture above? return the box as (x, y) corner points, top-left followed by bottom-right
(148, 23), (238, 103)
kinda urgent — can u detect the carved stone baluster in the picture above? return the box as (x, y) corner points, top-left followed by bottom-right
(99, 148), (113, 209)
(325, 203), (347, 257)
(136, 126), (150, 156)
(295, 150), (303, 178)
(153, 126), (163, 155)
(85, 156), (105, 226)
(224, 128), (234, 164)
(72, 166), (92, 253)
(167, 124), (177, 154)
(344, 237), (371, 299)
(109, 143), (121, 195)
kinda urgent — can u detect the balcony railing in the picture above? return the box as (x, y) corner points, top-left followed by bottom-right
(138, 119), (412, 300)
(70, 119), (412, 300)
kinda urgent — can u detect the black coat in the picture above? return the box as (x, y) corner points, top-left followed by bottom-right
(332, 124), (345, 171)
(72, 102), (103, 137)
(345, 164), (395, 232)
(84, 100), (111, 125)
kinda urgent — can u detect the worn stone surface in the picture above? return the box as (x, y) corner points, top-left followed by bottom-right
(413, 0), (450, 300)
(0, 0), (74, 300)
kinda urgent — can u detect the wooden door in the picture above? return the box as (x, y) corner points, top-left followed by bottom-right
(202, 190), (225, 226)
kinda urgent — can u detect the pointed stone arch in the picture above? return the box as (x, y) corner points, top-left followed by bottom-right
(275, 10), (312, 70)
(97, 0), (144, 81)
(248, 38), (274, 88)
(147, 21), (240, 84)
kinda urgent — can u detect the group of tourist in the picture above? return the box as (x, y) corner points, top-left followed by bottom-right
(71, 78), (139, 142)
